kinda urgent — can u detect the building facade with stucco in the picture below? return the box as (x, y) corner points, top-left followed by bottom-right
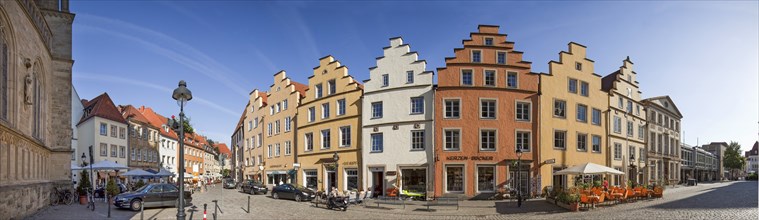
(643, 96), (683, 185)
(245, 91), (267, 181)
(261, 71), (306, 187)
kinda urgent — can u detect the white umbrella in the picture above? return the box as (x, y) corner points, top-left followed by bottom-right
(554, 162), (625, 175)
(122, 169), (155, 177)
(71, 161), (84, 170)
(154, 167), (176, 177)
(89, 160), (129, 170)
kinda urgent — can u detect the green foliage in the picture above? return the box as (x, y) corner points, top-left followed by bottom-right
(556, 188), (580, 204)
(747, 173), (758, 181)
(77, 170), (90, 195)
(106, 178), (119, 197)
(723, 142), (746, 173)
(182, 117), (194, 134)
(593, 180), (602, 188)
(221, 169), (231, 177)
(135, 179), (145, 190)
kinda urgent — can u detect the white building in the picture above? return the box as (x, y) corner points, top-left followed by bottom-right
(138, 106), (179, 181)
(361, 37), (435, 196)
(746, 141), (758, 174)
(77, 93), (130, 184)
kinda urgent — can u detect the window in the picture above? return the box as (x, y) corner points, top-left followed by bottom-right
(254, 118), (259, 128)
(411, 130), (425, 150)
(592, 135), (601, 153)
(484, 70), (496, 86)
(484, 37), (493, 46)
(406, 71), (414, 83)
(339, 126), (351, 147)
(627, 100), (633, 113)
(109, 125), (117, 137)
(507, 72), (518, 88)
(576, 104), (587, 122)
(100, 123), (107, 136)
(636, 105), (640, 115)
(472, 50), (481, 63)
(553, 99), (566, 118)
(444, 99), (460, 118)
(270, 106), (274, 115)
(275, 143), (280, 156)
(516, 131), (530, 152)
(371, 133), (383, 152)
(577, 133), (587, 151)
(497, 52), (506, 64)
(382, 74), (389, 87)
(283, 99), (288, 110)
(100, 143), (107, 156)
(554, 130), (566, 149)
(305, 133), (313, 151)
(322, 103), (330, 119)
(371, 102), (383, 118)
(614, 143), (622, 160)
(257, 134), (262, 147)
(345, 169), (358, 191)
(461, 70), (473, 85)
(267, 145), (272, 158)
(119, 127), (126, 139)
(638, 125), (645, 139)
(516, 102), (530, 121)
(267, 123), (272, 136)
(580, 81), (589, 97)
(312, 83), (323, 99)
(110, 144), (117, 157)
(131, 148), (135, 160)
(629, 146), (635, 161)
(618, 97), (624, 109)
(120, 146), (125, 158)
(568, 78), (578, 93)
(592, 108), (601, 125)
(305, 170), (318, 189)
(328, 80), (336, 95)
(285, 116), (291, 132)
(276, 103), (281, 113)
(639, 148), (645, 162)
(321, 129), (330, 149)
(308, 107), (315, 122)
(480, 130), (496, 151)
(477, 166), (496, 192)
(446, 166), (464, 192)
(627, 121), (633, 137)
(613, 116), (621, 133)
(337, 99), (346, 116)
(0, 38), (6, 121)
(575, 62), (582, 71)
(480, 99), (496, 119)
(444, 129), (460, 151)
(411, 97), (424, 114)
(275, 120), (281, 134)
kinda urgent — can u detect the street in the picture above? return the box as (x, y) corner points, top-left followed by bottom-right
(28, 181), (758, 220)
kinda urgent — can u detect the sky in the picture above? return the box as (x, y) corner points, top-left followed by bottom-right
(71, 1), (759, 152)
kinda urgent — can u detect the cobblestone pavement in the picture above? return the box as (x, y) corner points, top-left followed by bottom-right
(27, 181), (758, 220)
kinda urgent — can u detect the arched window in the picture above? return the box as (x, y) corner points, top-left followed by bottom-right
(32, 64), (43, 140)
(0, 25), (7, 121)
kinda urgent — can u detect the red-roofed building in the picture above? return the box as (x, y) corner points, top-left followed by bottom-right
(217, 143), (232, 172)
(76, 93), (130, 183)
(138, 106), (181, 180)
(120, 105), (161, 171)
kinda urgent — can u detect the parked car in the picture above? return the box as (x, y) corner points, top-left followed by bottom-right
(271, 184), (315, 202)
(222, 178), (236, 189)
(94, 183), (127, 198)
(113, 183), (192, 211)
(241, 180), (268, 195)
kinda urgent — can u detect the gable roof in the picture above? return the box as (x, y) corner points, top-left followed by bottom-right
(234, 102), (248, 133)
(78, 93), (128, 126)
(137, 106), (179, 140)
(292, 81), (308, 98)
(643, 95), (684, 118)
(748, 141), (758, 157)
(217, 143), (231, 157)
(119, 105), (157, 130)
(601, 70), (620, 92)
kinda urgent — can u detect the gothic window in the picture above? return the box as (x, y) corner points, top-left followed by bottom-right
(32, 65), (43, 140)
(0, 29), (7, 121)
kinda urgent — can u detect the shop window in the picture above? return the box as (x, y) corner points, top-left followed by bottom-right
(477, 166), (495, 192)
(445, 166), (464, 192)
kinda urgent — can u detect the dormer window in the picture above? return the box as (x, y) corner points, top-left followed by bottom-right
(575, 62), (582, 71)
(484, 37), (493, 46)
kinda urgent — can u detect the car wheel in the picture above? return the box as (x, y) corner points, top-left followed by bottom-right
(273, 192), (279, 200)
(343, 207), (347, 211)
(130, 199), (142, 211)
(295, 194), (302, 202)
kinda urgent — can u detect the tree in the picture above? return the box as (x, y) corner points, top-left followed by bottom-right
(723, 141), (746, 180)
(221, 169), (230, 177)
(77, 170), (91, 195)
(182, 116), (195, 134)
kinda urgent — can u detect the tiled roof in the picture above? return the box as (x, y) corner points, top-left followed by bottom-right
(601, 70), (620, 92)
(258, 91), (268, 105)
(217, 143), (231, 157)
(291, 81), (308, 98)
(234, 102), (248, 133)
(119, 105), (157, 129)
(749, 141), (759, 157)
(78, 93), (128, 126)
(137, 106), (179, 140)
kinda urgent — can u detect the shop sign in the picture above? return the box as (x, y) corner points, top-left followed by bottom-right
(446, 156), (494, 160)
(386, 171), (397, 176)
(343, 161), (357, 165)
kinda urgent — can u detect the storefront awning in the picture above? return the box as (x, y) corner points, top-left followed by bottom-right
(266, 171), (286, 175)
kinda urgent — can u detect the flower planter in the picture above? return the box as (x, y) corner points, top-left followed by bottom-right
(79, 195), (88, 205)
(547, 198), (579, 212)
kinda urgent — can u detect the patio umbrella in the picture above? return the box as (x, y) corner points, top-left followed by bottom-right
(89, 160), (129, 170)
(154, 167), (176, 177)
(554, 162), (625, 175)
(121, 169), (155, 177)
(71, 161), (84, 170)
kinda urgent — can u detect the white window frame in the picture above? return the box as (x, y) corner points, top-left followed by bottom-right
(443, 128), (461, 151)
(410, 97), (424, 114)
(497, 51), (507, 64)
(483, 69), (496, 86)
(337, 99), (346, 116)
(305, 133), (314, 152)
(370, 133), (383, 153)
(479, 98), (497, 119)
(371, 102), (383, 119)
(515, 130), (531, 152)
(554, 130), (567, 150)
(339, 126), (351, 147)
(507, 72), (518, 88)
(322, 103), (330, 119)
(411, 130), (425, 150)
(515, 100), (531, 122)
(471, 50), (482, 63)
(479, 128), (497, 151)
(321, 129), (330, 149)
(381, 74), (389, 87)
(444, 98), (461, 119)
(460, 69), (473, 86)
(577, 132), (587, 152)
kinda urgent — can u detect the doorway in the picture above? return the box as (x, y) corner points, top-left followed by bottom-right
(326, 171), (336, 193)
(372, 171), (384, 197)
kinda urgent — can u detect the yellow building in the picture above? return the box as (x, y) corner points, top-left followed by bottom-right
(538, 43), (608, 189)
(261, 71), (307, 186)
(244, 91), (267, 181)
(296, 55), (363, 193)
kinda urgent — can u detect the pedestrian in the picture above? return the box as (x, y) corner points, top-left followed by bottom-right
(602, 177), (609, 191)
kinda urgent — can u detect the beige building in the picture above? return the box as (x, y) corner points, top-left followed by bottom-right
(77, 94), (129, 183)
(244, 91), (267, 181)
(261, 71), (307, 186)
(538, 43), (608, 189)
(643, 96), (683, 185)
(0, 1), (75, 217)
(297, 56), (363, 193)
(120, 105), (160, 171)
(601, 58), (648, 186)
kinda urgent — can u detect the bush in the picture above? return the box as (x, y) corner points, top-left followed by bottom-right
(556, 187), (580, 204)
(106, 179), (119, 197)
(747, 173), (758, 181)
(134, 179), (145, 190)
(77, 170), (90, 195)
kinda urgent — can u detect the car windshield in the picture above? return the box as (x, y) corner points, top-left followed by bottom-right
(291, 184), (308, 190)
(135, 185), (149, 193)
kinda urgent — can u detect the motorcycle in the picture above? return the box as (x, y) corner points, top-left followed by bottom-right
(326, 195), (348, 211)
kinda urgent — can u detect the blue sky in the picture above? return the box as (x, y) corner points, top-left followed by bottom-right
(71, 1), (758, 151)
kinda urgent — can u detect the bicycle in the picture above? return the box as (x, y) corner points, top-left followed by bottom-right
(50, 186), (75, 206)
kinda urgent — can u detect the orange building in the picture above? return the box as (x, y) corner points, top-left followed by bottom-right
(434, 25), (539, 197)
(183, 133), (205, 181)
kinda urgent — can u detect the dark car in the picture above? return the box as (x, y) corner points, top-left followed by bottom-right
(241, 180), (268, 195)
(271, 184), (315, 202)
(222, 178), (236, 189)
(94, 183), (128, 198)
(113, 183), (192, 211)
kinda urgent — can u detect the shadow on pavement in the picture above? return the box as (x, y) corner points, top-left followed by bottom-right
(651, 181), (758, 210)
(494, 200), (567, 215)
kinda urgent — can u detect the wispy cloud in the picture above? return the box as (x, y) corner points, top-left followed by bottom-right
(77, 13), (251, 98)
(73, 72), (239, 118)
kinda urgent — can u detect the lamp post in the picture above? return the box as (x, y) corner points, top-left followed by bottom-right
(172, 80), (192, 220)
(88, 145), (95, 211)
(516, 148), (523, 208)
(629, 155), (636, 187)
(333, 152), (340, 193)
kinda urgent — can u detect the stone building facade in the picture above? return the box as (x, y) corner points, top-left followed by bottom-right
(601, 58), (647, 187)
(538, 42), (608, 190)
(701, 142), (727, 180)
(138, 106), (180, 181)
(120, 105), (160, 171)
(231, 108), (245, 183)
(296, 55), (363, 193)
(0, 0), (75, 218)
(642, 96), (683, 185)
(361, 37), (434, 197)
(434, 25), (539, 198)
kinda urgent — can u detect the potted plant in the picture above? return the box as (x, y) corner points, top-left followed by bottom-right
(134, 179), (145, 191)
(77, 170), (90, 205)
(555, 189), (580, 211)
(106, 178), (120, 202)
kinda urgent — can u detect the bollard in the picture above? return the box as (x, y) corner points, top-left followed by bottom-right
(203, 203), (207, 220)
(107, 194), (111, 218)
(140, 200), (144, 220)
(247, 195), (250, 213)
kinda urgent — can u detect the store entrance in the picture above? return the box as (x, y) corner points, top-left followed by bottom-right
(372, 171), (384, 197)
(326, 171), (336, 193)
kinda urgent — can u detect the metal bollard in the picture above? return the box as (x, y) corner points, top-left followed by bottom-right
(140, 200), (144, 220)
(247, 195), (250, 213)
(203, 204), (207, 220)
(107, 194), (111, 218)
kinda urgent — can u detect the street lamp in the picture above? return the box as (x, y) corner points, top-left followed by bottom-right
(516, 148), (523, 208)
(333, 152), (340, 193)
(172, 80), (192, 220)
(629, 155), (636, 187)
